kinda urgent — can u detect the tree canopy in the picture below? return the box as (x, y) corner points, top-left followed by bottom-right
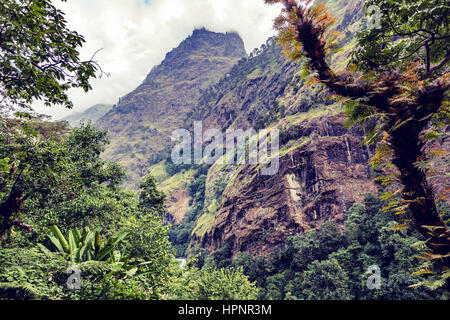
(0, 0), (101, 114)
(265, 0), (450, 280)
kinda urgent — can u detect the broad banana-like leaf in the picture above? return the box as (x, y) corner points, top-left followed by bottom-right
(49, 225), (69, 253)
(74, 247), (81, 263)
(95, 244), (115, 261)
(37, 243), (54, 258)
(68, 231), (80, 263)
(79, 228), (98, 262)
(94, 231), (101, 250)
(95, 232), (127, 261)
(74, 228), (82, 244)
(68, 231), (75, 252)
(111, 231), (128, 247)
(48, 235), (64, 253)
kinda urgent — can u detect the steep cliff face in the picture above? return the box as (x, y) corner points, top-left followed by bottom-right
(96, 28), (247, 188)
(185, 0), (371, 257)
(191, 112), (379, 257)
(187, 0), (365, 133)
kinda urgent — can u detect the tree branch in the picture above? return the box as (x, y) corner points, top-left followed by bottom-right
(12, 220), (32, 232)
(421, 49), (450, 80)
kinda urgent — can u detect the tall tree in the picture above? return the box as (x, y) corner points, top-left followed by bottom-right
(0, 122), (123, 240)
(0, 0), (102, 238)
(138, 175), (166, 216)
(264, 0), (449, 268)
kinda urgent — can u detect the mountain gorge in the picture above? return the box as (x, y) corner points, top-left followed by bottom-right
(91, 0), (377, 259)
(89, 0), (444, 260)
(2, 0), (449, 301)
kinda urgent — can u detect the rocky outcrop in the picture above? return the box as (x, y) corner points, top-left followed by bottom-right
(192, 113), (379, 258)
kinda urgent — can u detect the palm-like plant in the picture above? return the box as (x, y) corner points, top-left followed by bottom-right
(43, 225), (128, 264)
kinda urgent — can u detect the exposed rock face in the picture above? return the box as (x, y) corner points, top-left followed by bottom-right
(192, 113), (379, 258)
(96, 28), (247, 188)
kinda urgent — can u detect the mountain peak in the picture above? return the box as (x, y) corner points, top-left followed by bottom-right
(169, 27), (246, 59)
(190, 27), (242, 42)
(143, 28), (247, 84)
(96, 29), (247, 188)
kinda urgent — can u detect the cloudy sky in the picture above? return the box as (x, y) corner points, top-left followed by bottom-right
(34, 0), (282, 120)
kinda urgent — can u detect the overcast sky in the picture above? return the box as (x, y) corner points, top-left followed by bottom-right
(34, 0), (282, 120)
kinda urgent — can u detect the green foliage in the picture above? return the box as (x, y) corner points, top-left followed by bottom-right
(233, 194), (445, 300)
(138, 175), (166, 215)
(254, 102), (286, 130)
(0, 0), (100, 112)
(353, 0), (449, 78)
(119, 212), (174, 292)
(79, 275), (157, 300)
(0, 119), (69, 202)
(0, 121), (132, 245)
(0, 246), (161, 300)
(301, 258), (354, 300)
(0, 116), (179, 300)
(45, 225), (128, 264)
(63, 123), (125, 188)
(21, 185), (136, 244)
(0, 121), (126, 241)
(0, 282), (38, 300)
(165, 260), (258, 300)
(168, 165), (209, 257)
(0, 247), (66, 299)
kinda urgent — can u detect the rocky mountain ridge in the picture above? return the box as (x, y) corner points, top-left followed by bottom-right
(95, 28), (247, 187)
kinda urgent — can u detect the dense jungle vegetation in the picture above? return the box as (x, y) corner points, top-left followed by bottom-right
(0, 0), (449, 300)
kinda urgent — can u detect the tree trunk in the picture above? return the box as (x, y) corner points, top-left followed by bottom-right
(390, 116), (450, 267)
(0, 189), (23, 239)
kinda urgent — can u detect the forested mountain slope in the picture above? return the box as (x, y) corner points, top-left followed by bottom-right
(92, 0), (446, 262)
(158, 0), (372, 257)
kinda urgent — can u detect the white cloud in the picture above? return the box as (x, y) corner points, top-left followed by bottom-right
(33, 0), (281, 120)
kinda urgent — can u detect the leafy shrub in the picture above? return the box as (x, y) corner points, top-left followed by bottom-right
(165, 260), (258, 300)
(0, 247), (66, 299)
